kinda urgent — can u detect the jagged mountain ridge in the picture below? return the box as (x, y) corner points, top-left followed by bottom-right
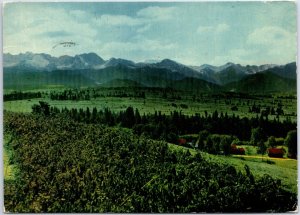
(3, 52), (297, 92)
(3, 52), (105, 71)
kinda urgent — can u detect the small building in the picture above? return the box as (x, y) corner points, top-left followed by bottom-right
(231, 144), (245, 155)
(178, 138), (187, 145)
(267, 148), (284, 158)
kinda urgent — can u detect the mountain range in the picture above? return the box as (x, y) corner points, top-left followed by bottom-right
(3, 52), (297, 93)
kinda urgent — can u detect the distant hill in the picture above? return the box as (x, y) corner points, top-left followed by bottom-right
(263, 62), (296, 80)
(168, 77), (222, 92)
(4, 70), (96, 90)
(152, 59), (205, 80)
(99, 79), (145, 88)
(86, 64), (186, 88)
(225, 72), (296, 93)
(192, 62), (286, 85)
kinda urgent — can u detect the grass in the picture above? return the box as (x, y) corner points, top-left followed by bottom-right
(168, 143), (297, 194)
(4, 134), (16, 181)
(3, 94), (297, 123)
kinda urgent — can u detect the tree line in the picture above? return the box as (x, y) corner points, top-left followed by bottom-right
(4, 91), (42, 101)
(32, 102), (296, 145)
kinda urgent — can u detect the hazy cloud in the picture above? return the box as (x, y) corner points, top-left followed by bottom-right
(39, 31), (72, 38)
(247, 26), (295, 46)
(197, 23), (230, 34)
(96, 14), (144, 26)
(137, 24), (152, 33)
(3, 2), (296, 65)
(246, 26), (296, 63)
(137, 6), (176, 21)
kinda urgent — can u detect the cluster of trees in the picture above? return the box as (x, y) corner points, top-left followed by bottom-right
(249, 104), (284, 116)
(30, 102), (297, 158)
(250, 127), (297, 158)
(49, 89), (92, 100)
(196, 131), (236, 155)
(107, 91), (146, 99)
(4, 112), (297, 212)
(49, 88), (146, 101)
(31, 102), (296, 145)
(4, 91), (42, 101)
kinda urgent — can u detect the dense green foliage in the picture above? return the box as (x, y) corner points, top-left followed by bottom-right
(196, 131), (236, 155)
(4, 91), (42, 101)
(35, 102), (296, 143)
(4, 112), (297, 212)
(267, 136), (276, 148)
(225, 72), (296, 93)
(285, 130), (297, 159)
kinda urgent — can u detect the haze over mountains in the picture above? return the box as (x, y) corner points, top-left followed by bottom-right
(3, 52), (296, 93)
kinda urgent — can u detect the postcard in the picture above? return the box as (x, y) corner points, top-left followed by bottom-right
(3, 1), (297, 213)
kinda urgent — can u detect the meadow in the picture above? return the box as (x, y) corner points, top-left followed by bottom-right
(4, 87), (297, 122)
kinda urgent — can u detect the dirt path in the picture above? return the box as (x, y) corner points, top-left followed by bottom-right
(232, 155), (295, 161)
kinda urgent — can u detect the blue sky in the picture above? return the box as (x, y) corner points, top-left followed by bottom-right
(3, 2), (296, 66)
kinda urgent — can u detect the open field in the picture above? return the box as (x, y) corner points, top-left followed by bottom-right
(4, 87), (297, 122)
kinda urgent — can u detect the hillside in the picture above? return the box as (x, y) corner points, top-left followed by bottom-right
(263, 62), (296, 80)
(99, 79), (145, 88)
(226, 72), (296, 93)
(169, 77), (222, 92)
(4, 70), (96, 90)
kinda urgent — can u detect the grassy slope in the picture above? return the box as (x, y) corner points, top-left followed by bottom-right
(4, 134), (16, 181)
(168, 144), (297, 194)
(226, 72), (296, 93)
(4, 70), (96, 90)
(99, 79), (146, 88)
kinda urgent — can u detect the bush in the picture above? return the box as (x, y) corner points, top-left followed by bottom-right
(275, 138), (285, 146)
(267, 136), (276, 148)
(285, 130), (297, 159)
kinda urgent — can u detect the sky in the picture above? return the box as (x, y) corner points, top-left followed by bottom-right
(3, 1), (297, 66)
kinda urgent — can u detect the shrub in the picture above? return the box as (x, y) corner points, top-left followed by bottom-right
(285, 130), (297, 159)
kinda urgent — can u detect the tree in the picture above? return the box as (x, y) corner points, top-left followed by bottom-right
(32, 104), (41, 115)
(135, 108), (141, 124)
(285, 130), (297, 159)
(86, 107), (91, 122)
(91, 107), (98, 123)
(250, 127), (264, 146)
(197, 130), (209, 150)
(267, 136), (276, 148)
(220, 136), (232, 156)
(31, 101), (50, 116)
(257, 140), (267, 159)
(122, 107), (135, 128)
